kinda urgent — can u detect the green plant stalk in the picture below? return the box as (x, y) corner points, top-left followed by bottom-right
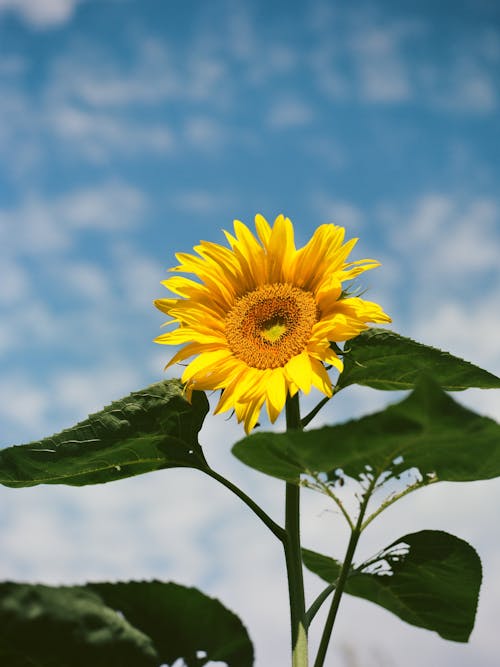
(284, 393), (308, 667)
(306, 583), (335, 626)
(202, 466), (285, 541)
(313, 477), (375, 667)
(301, 385), (341, 428)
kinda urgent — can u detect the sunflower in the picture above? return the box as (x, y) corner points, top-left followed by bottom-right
(154, 214), (391, 433)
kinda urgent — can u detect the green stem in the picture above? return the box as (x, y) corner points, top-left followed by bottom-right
(306, 583), (335, 626)
(301, 386), (341, 428)
(202, 466), (285, 541)
(309, 472), (354, 530)
(313, 478), (375, 667)
(361, 476), (438, 532)
(284, 393), (308, 667)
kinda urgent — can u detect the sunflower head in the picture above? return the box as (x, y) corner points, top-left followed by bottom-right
(154, 214), (391, 433)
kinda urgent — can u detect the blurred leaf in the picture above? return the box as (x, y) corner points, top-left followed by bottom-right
(0, 580), (254, 667)
(0, 380), (209, 487)
(302, 549), (341, 583)
(232, 376), (500, 486)
(0, 582), (158, 667)
(90, 581), (254, 667)
(338, 328), (500, 390)
(304, 530), (481, 642)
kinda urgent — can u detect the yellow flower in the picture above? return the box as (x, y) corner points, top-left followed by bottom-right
(154, 214), (391, 433)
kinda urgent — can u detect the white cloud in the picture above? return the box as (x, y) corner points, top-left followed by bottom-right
(349, 25), (413, 103)
(113, 244), (165, 311)
(310, 192), (364, 229)
(267, 97), (314, 128)
(51, 364), (142, 416)
(171, 189), (235, 216)
(0, 55), (27, 76)
(183, 115), (228, 151)
(46, 35), (229, 110)
(225, 2), (256, 62)
(384, 193), (500, 281)
(425, 60), (497, 113)
(303, 136), (346, 170)
(58, 261), (112, 302)
(309, 6), (498, 114)
(309, 10), (416, 104)
(47, 38), (178, 108)
(0, 181), (148, 256)
(0, 197), (70, 253)
(412, 297), (500, 372)
(184, 55), (228, 102)
(0, 87), (44, 181)
(0, 374), (51, 433)
(58, 181), (148, 230)
(49, 106), (174, 162)
(310, 43), (349, 100)
(0, 0), (82, 29)
(0, 257), (30, 303)
(376, 190), (500, 386)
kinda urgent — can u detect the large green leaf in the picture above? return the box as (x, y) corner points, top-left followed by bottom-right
(0, 380), (209, 488)
(0, 580), (253, 667)
(232, 376), (500, 486)
(0, 582), (158, 667)
(304, 530), (482, 642)
(89, 581), (254, 667)
(338, 328), (500, 390)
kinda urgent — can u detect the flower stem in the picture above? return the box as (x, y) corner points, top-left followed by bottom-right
(202, 466), (285, 541)
(300, 385), (341, 428)
(284, 393), (308, 666)
(306, 583), (335, 626)
(313, 479), (375, 667)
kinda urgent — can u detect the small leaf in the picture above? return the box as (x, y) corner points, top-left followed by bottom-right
(90, 581), (254, 667)
(304, 531), (482, 642)
(232, 376), (500, 486)
(338, 328), (500, 390)
(302, 549), (341, 583)
(0, 581), (254, 667)
(0, 380), (209, 488)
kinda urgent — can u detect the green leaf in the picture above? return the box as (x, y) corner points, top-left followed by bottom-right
(304, 530), (482, 642)
(0, 580), (253, 667)
(0, 582), (158, 667)
(302, 549), (341, 583)
(232, 376), (500, 486)
(338, 328), (500, 390)
(90, 581), (254, 667)
(0, 380), (209, 488)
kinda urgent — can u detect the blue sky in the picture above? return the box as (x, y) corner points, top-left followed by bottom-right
(1, 0), (500, 665)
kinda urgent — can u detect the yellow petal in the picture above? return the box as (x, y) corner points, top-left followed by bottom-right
(255, 213), (272, 246)
(182, 348), (233, 383)
(310, 358), (334, 397)
(154, 297), (178, 314)
(155, 327), (223, 345)
(164, 342), (224, 368)
(291, 224), (344, 290)
(242, 395), (266, 434)
(267, 214), (296, 282)
(307, 340), (344, 372)
(161, 276), (207, 298)
(214, 367), (262, 414)
(265, 369), (287, 423)
(285, 351), (313, 394)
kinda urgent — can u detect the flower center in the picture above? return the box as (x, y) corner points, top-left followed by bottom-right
(225, 283), (318, 369)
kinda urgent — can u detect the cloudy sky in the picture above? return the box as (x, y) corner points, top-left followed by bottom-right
(1, 0), (500, 665)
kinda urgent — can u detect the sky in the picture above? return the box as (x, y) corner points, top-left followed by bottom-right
(1, 0), (500, 664)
